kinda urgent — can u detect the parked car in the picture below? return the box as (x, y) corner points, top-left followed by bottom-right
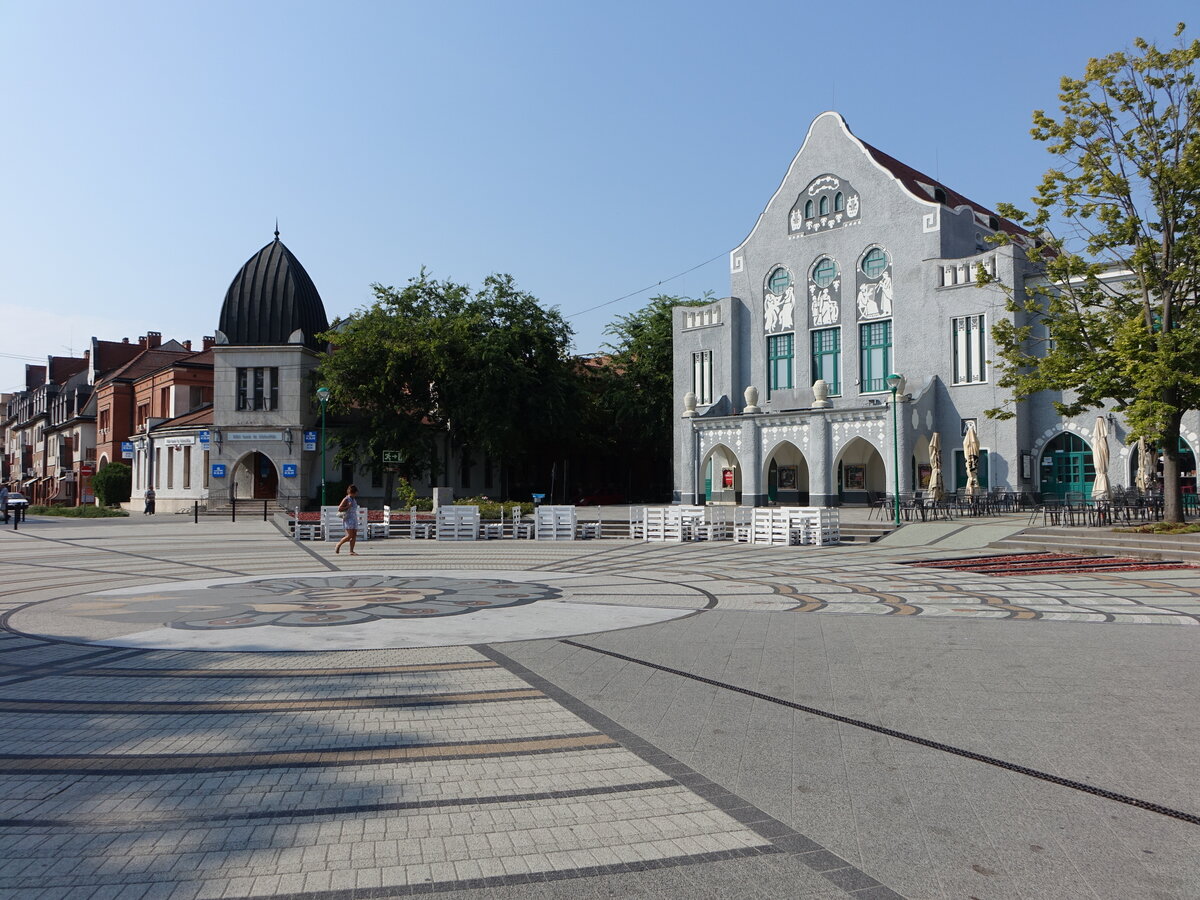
(5, 492), (29, 509)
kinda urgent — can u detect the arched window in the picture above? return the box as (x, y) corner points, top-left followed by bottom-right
(861, 248), (888, 279)
(818, 195), (829, 216)
(813, 257), (838, 287)
(804, 199), (814, 218)
(933, 188), (947, 204)
(767, 267), (791, 294)
(834, 192), (844, 212)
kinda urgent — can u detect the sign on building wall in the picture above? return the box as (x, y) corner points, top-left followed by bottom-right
(163, 436), (195, 447)
(282, 464), (297, 478)
(198, 430), (210, 445)
(211, 464), (226, 478)
(228, 432), (284, 441)
(303, 430), (317, 451)
(120, 441), (134, 459)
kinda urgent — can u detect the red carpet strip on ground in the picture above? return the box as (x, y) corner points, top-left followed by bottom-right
(904, 553), (1195, 576)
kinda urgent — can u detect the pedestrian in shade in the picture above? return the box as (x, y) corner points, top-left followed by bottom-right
(144, 487), (156, 515)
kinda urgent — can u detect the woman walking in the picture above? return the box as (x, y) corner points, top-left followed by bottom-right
(335, 484), (361, 556)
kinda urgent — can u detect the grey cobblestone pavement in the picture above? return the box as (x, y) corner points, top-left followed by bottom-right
(0, 515), (1198, 898)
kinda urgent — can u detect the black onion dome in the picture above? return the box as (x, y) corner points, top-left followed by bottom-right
(218, 236), (330, 351)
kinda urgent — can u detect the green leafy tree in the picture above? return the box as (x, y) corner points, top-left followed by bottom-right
(91, 462), (132, 506)
(316, 270), (578, 498)
(591, 293), (708, 498)
(985, 24), (1200, 521)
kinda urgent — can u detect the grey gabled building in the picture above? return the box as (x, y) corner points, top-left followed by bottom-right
(672, 111), (1200, 507)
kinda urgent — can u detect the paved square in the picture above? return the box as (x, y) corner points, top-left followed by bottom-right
(1, 515), (1198, 898)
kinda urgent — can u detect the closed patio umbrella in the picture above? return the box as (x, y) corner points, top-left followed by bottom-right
(928, 432), (945, 502)
(963, 423), (980, 498)
(1135, 436), (1154, 493)
(1092, 416), (1111, 499)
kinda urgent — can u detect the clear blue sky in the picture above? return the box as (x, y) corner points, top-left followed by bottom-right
(0, 1), (1188, 392)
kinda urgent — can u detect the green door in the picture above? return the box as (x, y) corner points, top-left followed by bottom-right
(1039, 433), (1095, 500)
(767, 459), (778, 502)
(704, 459), (713, 502)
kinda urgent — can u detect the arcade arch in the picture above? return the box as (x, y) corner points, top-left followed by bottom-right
(763, 441), (809, 504)
(834, 436), (885, 503)
(1037, 432), (1094, 500)
(701, 444), (741, 503)
(1129, 438), (1198, 495)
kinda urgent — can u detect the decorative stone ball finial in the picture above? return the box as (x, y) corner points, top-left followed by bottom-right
(743, 385), (761, 414)
(682, 391), (698, 417)
(812, 379), (832, 408)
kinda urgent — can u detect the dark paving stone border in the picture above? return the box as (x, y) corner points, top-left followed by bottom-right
(0, 732), (618, 775)
(0, 686), (543, 714)
(477, 644), (903, 899)
(1, 778), (684, 830)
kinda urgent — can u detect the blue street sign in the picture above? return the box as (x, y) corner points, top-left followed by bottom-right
(199, 430), (211, 444)
(282, 464), (297, 478)
(303, 430), (317, 451)
(211, 464), (226, 478)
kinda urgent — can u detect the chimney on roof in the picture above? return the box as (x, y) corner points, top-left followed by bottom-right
(202, 335), (215, 350)
(182, 340), (192, 351)
(140, 331), (162, 350)
(122, 337), (130, 344)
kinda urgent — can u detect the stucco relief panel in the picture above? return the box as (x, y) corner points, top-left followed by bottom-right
(856, 247), (893, 321)
(789, 174), (861, 236)
(764, 286), (796, 333)
(809, 266), (841, 327)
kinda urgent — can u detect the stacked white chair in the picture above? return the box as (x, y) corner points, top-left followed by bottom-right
(321, 505), (346, 542)
(436, 505), (480, 541)
(535, 505), (576, 540)
(642, 507), (684, 542)
(510, 506), (533, 539)
(410, 506), (435, 539)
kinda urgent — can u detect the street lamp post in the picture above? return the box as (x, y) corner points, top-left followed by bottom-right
(886, 373), (903, 527)
(316, 387), (330, 506)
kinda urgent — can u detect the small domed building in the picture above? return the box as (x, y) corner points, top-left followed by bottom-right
(209, 230), (331, 505)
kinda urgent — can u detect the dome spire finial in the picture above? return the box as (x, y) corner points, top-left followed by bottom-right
(274, 219), (280, 241)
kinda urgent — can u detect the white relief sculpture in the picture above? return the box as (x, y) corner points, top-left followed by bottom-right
(764, 293), (781, 332)
(764, 286), (795, 332)
(877, 271), (893, 316)
(779, 286), (795, 330)
(857, 271), (893, 320)
(810, 285), (839, 326)
(846, 196), (859, 217)
(789, 209), (803, 230)
(808, 175), (840, 195)
(857, 282), (881, 319)
(731, 253), (744, 273)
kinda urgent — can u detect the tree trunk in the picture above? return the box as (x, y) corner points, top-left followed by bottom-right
(1162, 411), (1184, 524)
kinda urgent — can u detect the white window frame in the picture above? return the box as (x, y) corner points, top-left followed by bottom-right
(952, 314), (987, 385)
(692, 351), (713, 405)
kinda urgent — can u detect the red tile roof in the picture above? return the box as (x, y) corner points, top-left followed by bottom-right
(859, 138), (1030, 238)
